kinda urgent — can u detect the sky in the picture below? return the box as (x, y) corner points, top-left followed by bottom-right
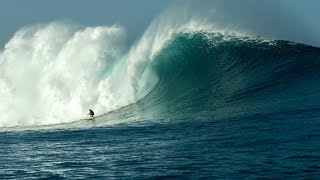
(0, 0), (319, 48)
(0, 0), (172, 47)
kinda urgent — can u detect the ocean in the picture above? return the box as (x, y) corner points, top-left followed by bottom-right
(1, 4), (320, 179)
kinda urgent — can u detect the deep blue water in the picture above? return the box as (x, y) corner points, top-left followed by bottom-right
(1, 111), (320, 179)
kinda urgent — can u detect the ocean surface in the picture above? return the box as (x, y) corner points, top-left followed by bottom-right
(1, 3), (320, 179)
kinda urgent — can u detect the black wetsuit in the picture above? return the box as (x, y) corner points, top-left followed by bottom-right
(89, 109), (94, 117)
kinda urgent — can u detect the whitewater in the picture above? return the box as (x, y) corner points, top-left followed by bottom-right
(0, 0), (320, 178)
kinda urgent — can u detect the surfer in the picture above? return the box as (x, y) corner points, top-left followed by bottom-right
(87, 109), (94, 117)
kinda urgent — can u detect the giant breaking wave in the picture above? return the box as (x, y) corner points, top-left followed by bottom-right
(1, 2), (320, 128)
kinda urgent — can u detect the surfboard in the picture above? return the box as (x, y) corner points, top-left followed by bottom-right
(80, 117), (95, 121)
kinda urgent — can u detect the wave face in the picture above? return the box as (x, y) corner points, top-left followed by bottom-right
(1, 15), (320, 128)
(106, 32), (320, 122)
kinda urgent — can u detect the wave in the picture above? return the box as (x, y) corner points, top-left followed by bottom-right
(1, 1), (320, 128)
(104, 32), (320, 122)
